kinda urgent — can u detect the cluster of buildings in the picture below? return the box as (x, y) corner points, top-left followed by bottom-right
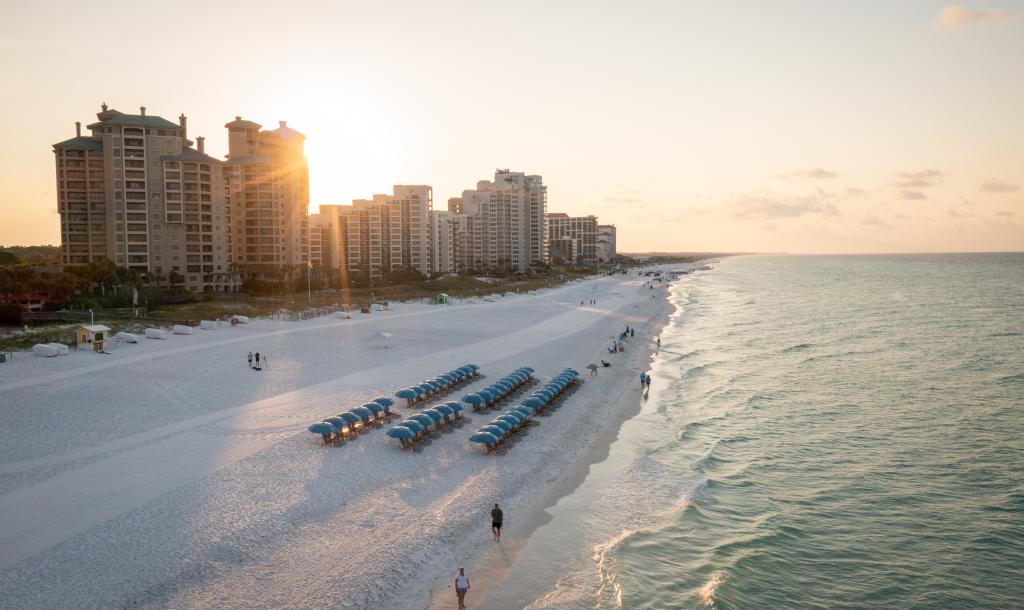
(53, 105), (616, 292)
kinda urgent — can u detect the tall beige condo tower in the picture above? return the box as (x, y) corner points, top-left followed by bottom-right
(459, 169), (548, 273)
(53, 104), (238, 292)
(225, 117), (310, 271)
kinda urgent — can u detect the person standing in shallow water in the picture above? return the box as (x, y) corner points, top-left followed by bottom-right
(254, 352), (260, 368)
(491, 503), (504, 541)
(455, 566), (470, 609)
(247, 351), (253, 368)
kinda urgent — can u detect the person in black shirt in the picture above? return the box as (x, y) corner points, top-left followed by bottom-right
(491, 503), (503, 541)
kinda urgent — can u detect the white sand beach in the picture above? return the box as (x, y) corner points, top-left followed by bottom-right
(0, 269), (684, 609)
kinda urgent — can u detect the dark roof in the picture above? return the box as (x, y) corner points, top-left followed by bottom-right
(53, 136), (103, 150)
(225, 117), (262, 129)
(87, 113), (181, 130)
(160, 147), (222, 164)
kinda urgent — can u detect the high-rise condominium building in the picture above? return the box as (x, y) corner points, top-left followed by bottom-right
(546, 213), (598, 266)
(596, 224), (617, 263)
(430, 209), (473, 274)
(311, 186), (433, 282)
(458, 169), (548, 273)
(224, 117), (310, 273)
(54, 104), (238, 292)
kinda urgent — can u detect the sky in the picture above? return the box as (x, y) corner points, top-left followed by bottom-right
(1, 0), (1021, 253)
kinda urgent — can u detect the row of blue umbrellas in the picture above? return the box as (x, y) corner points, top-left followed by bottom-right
(308, 396), (396, 445)
(469, 368), (579, 452)
(386, 401), (466, 448)
(461, 367), (535, 411)
(395, 364), (480, 406)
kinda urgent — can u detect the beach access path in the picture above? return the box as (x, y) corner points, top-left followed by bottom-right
(0, 272), (674, 609)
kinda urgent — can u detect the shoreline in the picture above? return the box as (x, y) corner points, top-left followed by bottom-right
(425, 273), (678, 609)
(0, 267), (692, 610)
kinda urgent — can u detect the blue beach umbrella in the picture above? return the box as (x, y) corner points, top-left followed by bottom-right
(387, 426), (416, 440)
(510, 406), (532, 419)
(372, 396), (395, 408)
(496, 414), (522, 427)
(470, 431), (500, 445)
(409, 413), (435, 429)
(338, 412), (361, 425)
(421, 409), (444, 424)
(324, 416), (347, 429)
(352, 406), (375, 421)
(435, 405), (454, 417)
(308, 422), (336, 435)
(522, 397), (545, 410)
(488, 419), (513, 434)
(479, 425), (507, 438)
(362, 402), (384, 415)
(400, 419), (425, 434)
(396, 388), (417, 400)
(463, 393), (484, 407)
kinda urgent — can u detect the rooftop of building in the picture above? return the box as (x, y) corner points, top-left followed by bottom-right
(160, 147), (222, 164)
(52, 136), (103, 150)
(225, 116), (262, 129)
(86, 104), (180, 130)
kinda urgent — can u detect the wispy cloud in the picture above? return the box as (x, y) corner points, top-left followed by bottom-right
(893, 169), (943, 189)
(603, 185), (647, 205)
(900, 190), (928, 200)
(995, 210), (1015, 217)
(861, 214), (892, 229)
(603, 195), (642, 204)
(727, 189), (841, 220)
(933, 5), (1021, 30)
(778, 168), (837, 179)
(980, 179), (1020, 193)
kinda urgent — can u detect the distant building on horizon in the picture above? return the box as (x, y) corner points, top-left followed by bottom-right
(596, 224), (617, 263)
(546, 213), (597, 267)
(53, 103), (239, 292)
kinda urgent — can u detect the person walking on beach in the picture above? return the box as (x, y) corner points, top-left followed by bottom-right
(656, 337), (661, 349)
(254, 352), (261, 368)
(630, 328), (635, 338)
(640, 371), (647, 388)
(247, 351), (253, 368)
(645, 373), (652, 390)
(455, 567), (470, 609)
(491, 503), (504, 541)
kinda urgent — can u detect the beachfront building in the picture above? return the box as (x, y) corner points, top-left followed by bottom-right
(53, 103), (239, 292)
(457, 169), (548, 273)
(224, 117), (310, 277)
(430, 209), (474, 274)
(312, 186), (433, 282)
(308, 210), (342, 270)
(546, 213), (598, 267)
(596, 224), (617, 263)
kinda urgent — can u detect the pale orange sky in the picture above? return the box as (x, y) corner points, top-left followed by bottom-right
(1, 1), (1021, 253)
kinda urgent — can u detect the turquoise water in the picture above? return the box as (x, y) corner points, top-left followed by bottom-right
(483, 254), (1024, 609)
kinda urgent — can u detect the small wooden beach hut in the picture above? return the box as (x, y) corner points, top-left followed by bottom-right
(76, 324), (111, 351)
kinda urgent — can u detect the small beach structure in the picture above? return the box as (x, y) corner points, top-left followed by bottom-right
(144, 328), (167, 339)
(76, 324), (111, 351)
(172, 324), (193, 335)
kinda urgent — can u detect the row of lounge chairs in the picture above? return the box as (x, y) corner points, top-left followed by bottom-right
(461, 367), (535, 412)
(386, 402), (466, 449)
(308, 396), (398, 445)
(469, 368), (580, 454)
(395, 364), (480, 407)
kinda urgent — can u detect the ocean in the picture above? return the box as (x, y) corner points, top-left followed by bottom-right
(479, 253), (1024, 609)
